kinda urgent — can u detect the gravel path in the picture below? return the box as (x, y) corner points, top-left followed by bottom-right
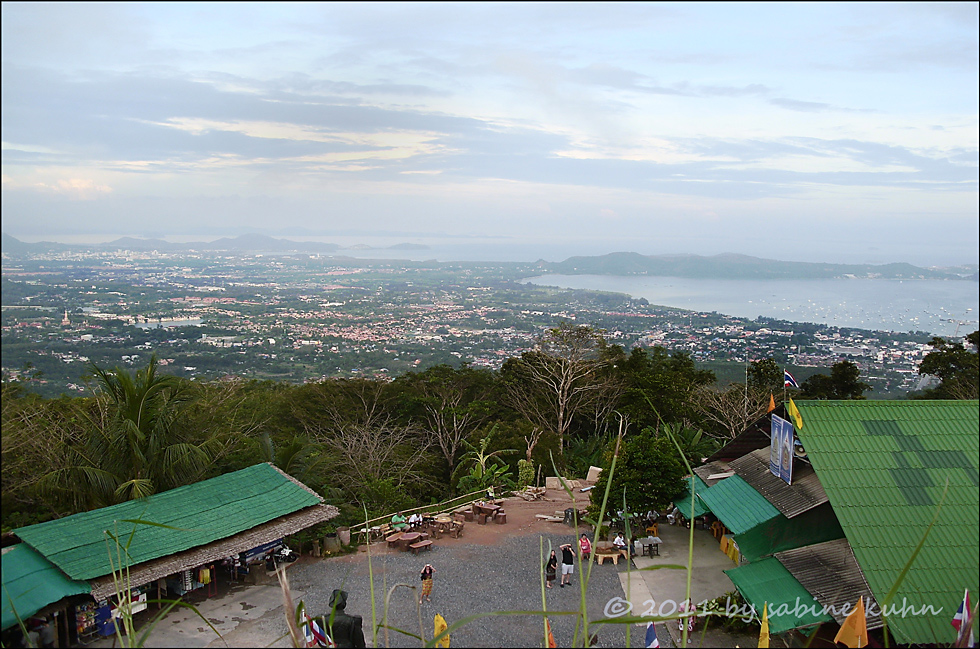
(288, 533), (647, 648)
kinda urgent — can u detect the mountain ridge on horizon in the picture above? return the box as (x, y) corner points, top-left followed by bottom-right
(2, 232), (976, 281)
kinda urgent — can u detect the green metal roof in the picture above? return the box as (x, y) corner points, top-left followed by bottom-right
(2, 544), (91, 630)
(14, 463), (321, 581)
(673, 474), (710, 519)
(793, 400), (979, 646)
(697, 474), (780, 535)
(726, 556), (834, 634)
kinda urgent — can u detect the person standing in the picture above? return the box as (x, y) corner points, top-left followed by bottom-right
(419, 564), (435, 603)
(579, 533), (592, 561)
(560, 543), (575, 587)
(545, 550), (558, 588)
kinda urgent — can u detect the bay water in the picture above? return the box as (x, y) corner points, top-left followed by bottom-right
(522, 275), (978, 337)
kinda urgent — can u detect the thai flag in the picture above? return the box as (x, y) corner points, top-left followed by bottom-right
(305, 614), (331, 648)
(645, 621), (660, 648)
(784, 371), (799, 389)
(952, 589), (974, 648)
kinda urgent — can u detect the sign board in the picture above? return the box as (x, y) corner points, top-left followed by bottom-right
(770, 414), (794, 485)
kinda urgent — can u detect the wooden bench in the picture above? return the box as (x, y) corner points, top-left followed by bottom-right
(450, 522), (464, 539)
(409, 540), (433, 555)
(594, 551), (622, 565)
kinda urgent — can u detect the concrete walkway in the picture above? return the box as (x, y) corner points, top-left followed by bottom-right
(621, 522), (757, 647)
(84, 569), (299, 648)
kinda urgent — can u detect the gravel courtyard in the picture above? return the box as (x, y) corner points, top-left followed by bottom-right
(288, 531), (645, 648)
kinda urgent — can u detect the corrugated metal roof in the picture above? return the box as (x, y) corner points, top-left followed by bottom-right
(693, 461), (733, 487)
(15, 463), (323, 581)
(87, 503), (338, 600)
(705, 420), (772, 463)
(775, 538), (882, 630)
(725, 556), (834, 634)
(1, 544), (91, 630)
(673, 474), (710, 518)
(697, 474), (780, 535)
(729, 448), (828, 518)
(794, 400), (979, 646)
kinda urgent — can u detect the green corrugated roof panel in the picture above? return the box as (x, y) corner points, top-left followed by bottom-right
(14, 463), (321, 581)
(697, 474), (780, 534)
(794, 400), (979, 646)
(725, 556), (833, 634)
(2, 544), (91, 630)
(673, 474), (710, 519)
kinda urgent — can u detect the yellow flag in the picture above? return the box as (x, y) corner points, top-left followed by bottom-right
(759, 602), (770, 648)
(787, 399), (803, 430)
(767, 393), (776, 413)
(834, 597), (868, 648)
(434, 613), (450, 648)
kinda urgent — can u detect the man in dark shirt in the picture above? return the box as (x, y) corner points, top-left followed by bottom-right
(560, 543), (575, 587)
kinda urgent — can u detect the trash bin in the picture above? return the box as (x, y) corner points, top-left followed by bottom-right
(564, 508), (577, 526)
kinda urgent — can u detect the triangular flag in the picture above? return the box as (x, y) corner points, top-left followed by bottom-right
(787, 399), (804, 430)
(758, 602), (769, 648)
(834, 597), (869, 648)
(546, 618), (557, 648)
(645, 621), (660, 648)
(434, 613), (450, 648)
(952, 589), (974, 648)
(767, 393), (776, 413)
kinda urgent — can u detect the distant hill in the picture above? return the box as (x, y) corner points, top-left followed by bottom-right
(539, 252), (971, 280)
(388, 243), (429, 250)
(2, 233), (341, 254)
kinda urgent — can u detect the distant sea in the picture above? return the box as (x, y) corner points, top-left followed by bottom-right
(523, 275), (979, 337)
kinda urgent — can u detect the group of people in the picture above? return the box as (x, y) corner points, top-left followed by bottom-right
(391, 511), (435, 532)
(544, 533), (596, 588)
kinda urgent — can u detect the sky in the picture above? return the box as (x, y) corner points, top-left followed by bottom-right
(1, 2), (978, 265)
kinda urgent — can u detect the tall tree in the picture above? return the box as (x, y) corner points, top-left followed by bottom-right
(393, 364), (495, 478)
(37, 356), (240, 510)
(691, 382), (772, 440)
(616, 346), (715, 429)
(500, 324), (622, 456)
(587, 427), (685, 523)
(915, 331), (979, 400)
(798, 360), (871, 400)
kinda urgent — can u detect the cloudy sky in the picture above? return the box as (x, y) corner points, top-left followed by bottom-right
(2, 2), (977, 264)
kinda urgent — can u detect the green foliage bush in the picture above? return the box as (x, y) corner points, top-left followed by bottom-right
(587, 426), (685, 520)
(517, 459), (534, 488)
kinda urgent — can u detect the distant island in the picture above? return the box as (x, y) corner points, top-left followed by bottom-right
(1, 233), (975, 281)
(535, 251), (978, 282)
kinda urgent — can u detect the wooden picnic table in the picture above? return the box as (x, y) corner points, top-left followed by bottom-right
(473, 503), (500, 518)
(398, 532), (421, 550)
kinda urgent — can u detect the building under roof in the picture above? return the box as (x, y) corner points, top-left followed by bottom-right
(793, 399), (979, 646)
(683, 399), (978, 645)
(3, 463), (338, 640)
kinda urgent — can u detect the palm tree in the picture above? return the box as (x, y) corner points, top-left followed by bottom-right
(39, 355), (221, 509)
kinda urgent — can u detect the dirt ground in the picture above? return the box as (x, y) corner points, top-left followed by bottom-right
(367, 486), (595, 549)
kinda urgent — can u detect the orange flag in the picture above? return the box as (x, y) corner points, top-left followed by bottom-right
(546, 618), (557, 648)
(767, 393), (776, 413)
(834, 597), (869, 648)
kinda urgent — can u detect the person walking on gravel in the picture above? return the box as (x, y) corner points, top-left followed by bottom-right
(545, 550), (558, 588)
(560, 543), (575, 587)
(419, 563), (435, 603)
